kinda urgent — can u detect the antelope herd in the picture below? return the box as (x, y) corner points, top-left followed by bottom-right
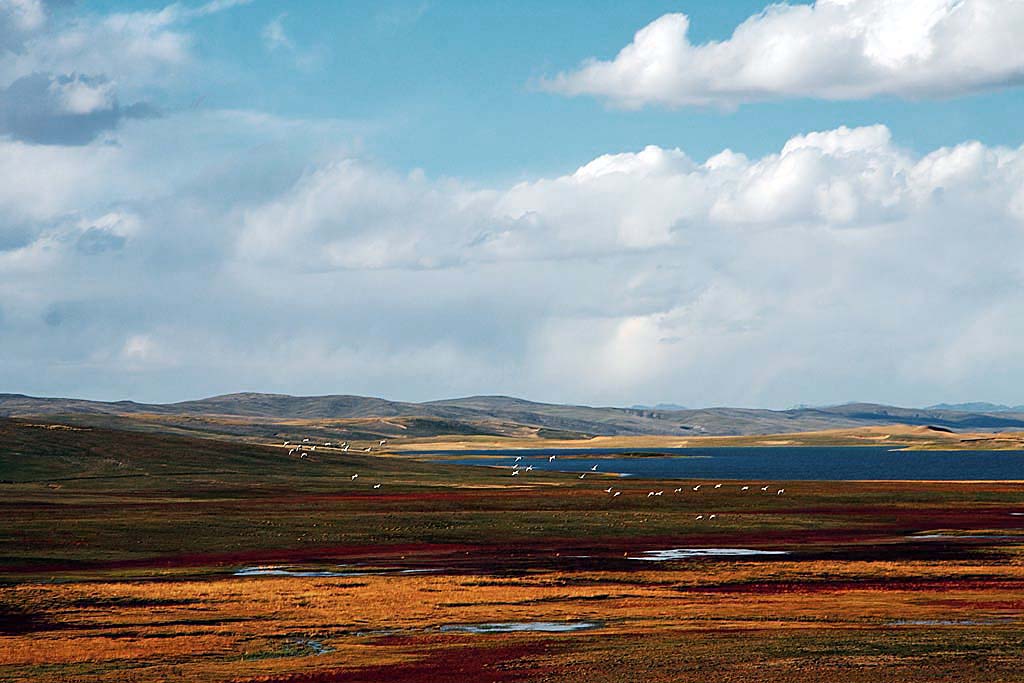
(280, 438), (788, 508)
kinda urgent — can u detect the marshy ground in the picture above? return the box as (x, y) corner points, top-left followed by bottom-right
(2, 419), (1023, 682)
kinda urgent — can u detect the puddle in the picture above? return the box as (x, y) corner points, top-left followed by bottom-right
(628, 548), (788, 561)
(235, 566), (366, 577)
(294, 638), (332, 655)
(439, 621), (600, 634)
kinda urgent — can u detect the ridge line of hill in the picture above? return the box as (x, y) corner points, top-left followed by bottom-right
(2, 392), (1024, 438)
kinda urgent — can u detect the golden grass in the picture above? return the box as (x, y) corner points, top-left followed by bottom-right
(386, 424), (1024, 451)
(4, 553), (1024, 682)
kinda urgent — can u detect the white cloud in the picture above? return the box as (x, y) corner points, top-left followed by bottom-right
(189, 0), (253, 19)
(544, 0), (1024, 108)
(217, 124), (1024, 406)
(259, 11), (325, 70)
(50, 73), (115, 114)
(4, 120), (1024, 407)
(0, 0), (47, 52)
(262, 13), (292, 51)
(0, 0), (253, 108)
(4, 6), (189, 86)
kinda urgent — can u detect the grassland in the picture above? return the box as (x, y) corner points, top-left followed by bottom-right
(2, 417), (1024, 682)
(388, 423), (1024, 451)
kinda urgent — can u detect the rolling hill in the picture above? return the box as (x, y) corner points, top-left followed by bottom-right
(3, 392), (1024, 440)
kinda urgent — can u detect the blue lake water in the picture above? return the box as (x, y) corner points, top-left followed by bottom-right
(407, 446), (1024, 481)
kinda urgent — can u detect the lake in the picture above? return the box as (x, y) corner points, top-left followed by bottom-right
(406, 446), (1024, 480)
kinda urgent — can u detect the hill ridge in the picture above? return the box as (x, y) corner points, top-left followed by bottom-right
(2, 391), (1024, 438)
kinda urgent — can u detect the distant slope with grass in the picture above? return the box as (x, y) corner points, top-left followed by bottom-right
(3, 392), (1024, 439)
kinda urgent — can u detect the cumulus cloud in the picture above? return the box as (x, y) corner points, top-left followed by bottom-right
(2, 3), (190, 85)
(225, 124), (1024, 405)
(4, 119), (1024, 406)
(238, 123), (1010, 273)
(545, 0), (1024, 108)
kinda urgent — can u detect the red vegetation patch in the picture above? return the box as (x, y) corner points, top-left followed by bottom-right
(233, 641), (553, 683)
(692, 577), (1024, 595)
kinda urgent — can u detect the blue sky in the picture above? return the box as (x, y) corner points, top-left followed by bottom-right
(2, 0), (1024, 407)
(68, 0), (1024, 179)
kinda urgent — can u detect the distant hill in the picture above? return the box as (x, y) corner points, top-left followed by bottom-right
(3, 392), (1024, 439)
(926, 402), (1024, 413)
(630, 403), (688, 411)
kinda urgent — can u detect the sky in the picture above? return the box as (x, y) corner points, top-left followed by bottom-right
(2, 0), (1024, 408)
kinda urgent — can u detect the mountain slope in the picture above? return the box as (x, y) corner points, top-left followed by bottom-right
(3, 392), (1024, 438)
